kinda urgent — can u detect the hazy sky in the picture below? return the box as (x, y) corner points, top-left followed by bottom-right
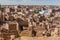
(0, 0), (60, 5)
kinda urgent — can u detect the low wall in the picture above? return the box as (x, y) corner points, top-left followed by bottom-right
(15, 37), (60, 40)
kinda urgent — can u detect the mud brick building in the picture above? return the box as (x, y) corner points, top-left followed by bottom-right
(0, 21), (19, 40)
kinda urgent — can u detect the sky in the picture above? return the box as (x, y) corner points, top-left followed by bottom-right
(0, 0), (60, 5)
